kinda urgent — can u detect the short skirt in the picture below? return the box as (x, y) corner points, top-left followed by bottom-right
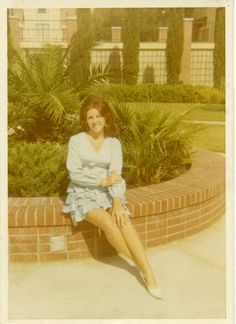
(62, 184), (131, 226)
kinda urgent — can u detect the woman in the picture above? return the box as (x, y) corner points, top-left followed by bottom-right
(63, 96), (162, 299)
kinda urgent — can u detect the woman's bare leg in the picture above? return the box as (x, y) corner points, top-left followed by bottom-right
(85, 208), (134, 262)
(118, 218), (158, 288)
(86, 208), (158, 288)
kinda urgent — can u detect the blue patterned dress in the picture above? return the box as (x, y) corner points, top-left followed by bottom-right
(62, 132), (130, 226)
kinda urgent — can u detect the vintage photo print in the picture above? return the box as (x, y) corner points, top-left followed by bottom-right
(0, 0), (234, 323)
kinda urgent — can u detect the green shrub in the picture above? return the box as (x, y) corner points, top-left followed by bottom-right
(111, 101), (204, 187)
(87, 84), (225, 104)
(196, 87), (225, 104)
(8, 142), (68, 197)
(8, 103), (204, 195)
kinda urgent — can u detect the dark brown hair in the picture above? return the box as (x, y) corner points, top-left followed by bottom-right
(80, 96), (119, 137)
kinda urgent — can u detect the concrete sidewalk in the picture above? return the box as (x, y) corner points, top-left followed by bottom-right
(9, 215), (226, 320)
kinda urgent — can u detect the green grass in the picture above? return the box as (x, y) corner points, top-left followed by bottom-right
(192, 125), (225, 152)
(127, 102), (225, 122)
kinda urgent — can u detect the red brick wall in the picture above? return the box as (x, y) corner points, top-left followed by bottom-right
(9, 148), (225, 262)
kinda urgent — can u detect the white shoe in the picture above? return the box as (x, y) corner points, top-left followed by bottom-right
(139, 271), (163, 299)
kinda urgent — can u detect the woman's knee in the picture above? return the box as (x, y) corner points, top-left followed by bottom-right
(101, 215), (118, 234)
(119, 217), (134, 233)
(85, 208), (116, 232)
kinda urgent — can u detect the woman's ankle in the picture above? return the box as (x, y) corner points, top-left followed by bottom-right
(118, 252), (136, 266)
(142, 271), (158, 288)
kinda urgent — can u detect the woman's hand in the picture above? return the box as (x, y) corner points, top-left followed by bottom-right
(100, 171), (122, 187)
(111, 198), (129, 227)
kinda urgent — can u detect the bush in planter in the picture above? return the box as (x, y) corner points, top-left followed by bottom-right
(8, 104), (204, 195)
(8, 45), (83, 144)
(8, 142), (68, 197)
(111, 101), (204, 187)
(8, 43), (110, 144)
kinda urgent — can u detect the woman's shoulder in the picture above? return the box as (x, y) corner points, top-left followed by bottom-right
(107, 136), (122, 148)
(69, 132), (86, 143)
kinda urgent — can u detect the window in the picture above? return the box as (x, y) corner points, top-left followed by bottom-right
(38, 8), (46, 14)
(35, 23), (50, 40)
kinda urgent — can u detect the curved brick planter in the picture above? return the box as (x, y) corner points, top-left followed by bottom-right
(9, 147), (225, 262)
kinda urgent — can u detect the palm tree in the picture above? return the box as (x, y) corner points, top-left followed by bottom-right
(8, 40), (110, 143)
(8, 43), (80, 142)
(111, 101), (203, 187)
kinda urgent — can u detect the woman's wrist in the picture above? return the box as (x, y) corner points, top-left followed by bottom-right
(112, 197), (122, 207)
(100, 178), (107, 187)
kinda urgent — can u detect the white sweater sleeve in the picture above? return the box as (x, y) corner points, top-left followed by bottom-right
(66, 136), (103, 187)
(108, 138), (126, 198)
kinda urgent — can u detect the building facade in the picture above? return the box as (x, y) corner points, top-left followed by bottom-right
(9, 8), (77, 56)
(9, 8), (217, 87)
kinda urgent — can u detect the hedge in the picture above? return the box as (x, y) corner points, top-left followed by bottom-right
(87, 84), (225, 104)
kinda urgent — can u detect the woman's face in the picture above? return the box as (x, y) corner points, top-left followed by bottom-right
(86, 108), (106, 135)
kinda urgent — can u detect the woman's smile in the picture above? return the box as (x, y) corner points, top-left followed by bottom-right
(86, 108), (106, 135)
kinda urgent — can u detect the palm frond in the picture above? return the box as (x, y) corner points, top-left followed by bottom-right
(110, 100), (202, 187)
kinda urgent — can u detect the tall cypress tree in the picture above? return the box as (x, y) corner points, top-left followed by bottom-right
(214, 8), (225, 90)
(142, 65), (155, 83)
(122, 9), (140, 84)
(166, 8), (184, 84)
(107, 47), (122, 83)
(69, 9), (92, 88)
